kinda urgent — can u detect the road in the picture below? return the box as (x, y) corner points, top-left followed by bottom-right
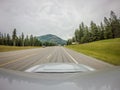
(0, 46), (114, 71)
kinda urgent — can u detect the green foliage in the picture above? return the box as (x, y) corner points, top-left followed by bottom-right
(74, 29), (80, 42)
(67, 39), (72, 45)
(12, 28), (17, 46)
(21, 32), (24, 46)
(110, 11), (120, 38)
(104, 17), (113, 39)
(0, 30), (58, 47)
(66, 38), (120, 65)
(0, 29), (42, 47)
(68, 11), (120, 45)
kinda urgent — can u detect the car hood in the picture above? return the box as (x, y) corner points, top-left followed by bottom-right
(0, 66), (120, 90)
(25, 63), (95, 73)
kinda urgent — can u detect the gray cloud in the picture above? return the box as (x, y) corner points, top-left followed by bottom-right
(0, 0), (120, 40)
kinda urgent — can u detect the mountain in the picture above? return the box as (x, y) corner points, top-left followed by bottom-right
(37, 34), (66, 45)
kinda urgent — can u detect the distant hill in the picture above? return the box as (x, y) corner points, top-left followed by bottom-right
(37, 34), (66, 45)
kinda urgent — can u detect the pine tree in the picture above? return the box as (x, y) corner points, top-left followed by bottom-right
(0, 32), (4, 45)
(21, 32), (24, 46)
(30, 35), (34, 46)
(72, 37), (76, 42)
(3, 33), (7, 45)
(12, 28), (17, 46)
(104, 17), (113, 39)
(67, 39), (72, 45)
(110, 11), (120, 38)
(100, 22), (105, 40)
(7, 34), (11, 45)
(74, 29), (79, 43)
(24, 35), (29, 46)
(81, 26), (90, 43)
(0, 32), (2, 45)
(90, 21), (99, 41)
(79, 22), (84, 43)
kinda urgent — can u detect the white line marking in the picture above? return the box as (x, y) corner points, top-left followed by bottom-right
(62, 47), (79, 64)
(81, 64), (95, 71)
(47, 54), (52, 59)
(47, 47), (57, 59)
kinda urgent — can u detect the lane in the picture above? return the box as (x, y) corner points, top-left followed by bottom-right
(64, 47), (114, 70)
(46, 47), (75, 63)
(0, 48), (44, 64)
(0, 46), (114, 71)
(0, 47), (57, 71)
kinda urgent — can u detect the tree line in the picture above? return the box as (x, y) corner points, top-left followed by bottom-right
(0, 29), (56, 46)
(67, 11), (120, 45)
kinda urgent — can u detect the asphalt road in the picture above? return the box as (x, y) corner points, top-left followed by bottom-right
(0, 46), (114, 71)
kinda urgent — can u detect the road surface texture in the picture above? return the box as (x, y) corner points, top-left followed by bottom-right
(0, 46), (114, 71)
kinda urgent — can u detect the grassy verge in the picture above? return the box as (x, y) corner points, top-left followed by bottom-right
(66, 38), (120, 65)
(0, 45), (40, 52)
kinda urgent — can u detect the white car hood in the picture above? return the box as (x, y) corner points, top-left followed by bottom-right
(25, 63), (95, 73)
(0, 66), (120, 90)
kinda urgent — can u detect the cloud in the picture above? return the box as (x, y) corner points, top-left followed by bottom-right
(0, 0), (120, 40)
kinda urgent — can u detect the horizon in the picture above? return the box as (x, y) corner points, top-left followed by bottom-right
(0, 0), (120, 40)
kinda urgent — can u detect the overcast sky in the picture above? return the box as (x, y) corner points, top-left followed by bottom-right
(0, 0), (120, 40)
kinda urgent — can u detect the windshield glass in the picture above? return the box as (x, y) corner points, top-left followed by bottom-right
(0, 0), (119, 73)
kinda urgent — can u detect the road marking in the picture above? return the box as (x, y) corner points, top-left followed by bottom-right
(62, 47), (79, 64)
(0, 53), (37, 67)
(47, 54), (52, 59)
(46, 47), (57, 60)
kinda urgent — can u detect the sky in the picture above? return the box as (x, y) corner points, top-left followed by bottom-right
(0, 0), (120, 40)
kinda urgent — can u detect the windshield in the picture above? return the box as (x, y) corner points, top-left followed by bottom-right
(0, 1), (120, 90)
(0, 0), (119, 73)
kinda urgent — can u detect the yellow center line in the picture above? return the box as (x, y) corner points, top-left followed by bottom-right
(0, 53), (37, 67)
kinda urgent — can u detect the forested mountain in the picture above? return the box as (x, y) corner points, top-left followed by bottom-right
(37, 34), (66, 45)
(0, 30), (66, 46)
(1, 11), (119, 46)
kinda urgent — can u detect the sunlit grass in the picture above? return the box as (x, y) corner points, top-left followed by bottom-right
(66, 38), (120, 65)
(0, 45), (40, 52)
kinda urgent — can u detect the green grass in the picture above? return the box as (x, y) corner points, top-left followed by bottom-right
(0, 45), (40, 52)
(66, 38), (120, 65)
